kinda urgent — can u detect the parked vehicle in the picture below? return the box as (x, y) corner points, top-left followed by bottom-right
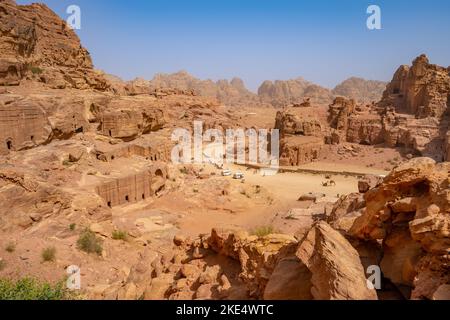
(233, 172), (245, 180)
(222, 169), (232, 176)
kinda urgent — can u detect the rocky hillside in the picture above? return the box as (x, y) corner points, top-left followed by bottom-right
(333, 77), (387, 104)
(0, 0), (109, 90)
(127, 73), (386, 108)
(258, 78), (334, 107)
(258, 77), (386, 108)
(124, 71), (262, 108)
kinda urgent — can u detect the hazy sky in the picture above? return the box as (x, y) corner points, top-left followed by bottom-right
(17, 0), (450, 91)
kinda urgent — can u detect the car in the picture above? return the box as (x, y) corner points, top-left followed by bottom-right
(233, 172), (245, 180)
(221, 169), (232, 176)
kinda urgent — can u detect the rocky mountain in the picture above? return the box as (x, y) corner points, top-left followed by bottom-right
(258, 77), (387, 108)
(258, 78), (334, 107)
(0, 0), (109, 90)
(125, 71), (262, 107)
(332, 77), (387, 104)
(130, 73), (387, 108)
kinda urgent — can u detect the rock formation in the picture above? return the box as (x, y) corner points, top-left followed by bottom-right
(125, 71), (262, 108)
(258, 78), (334, 108)
(333, 77), (387, 104)
(0, 0), (109, 90)
(380, 54), (450, 119)
(350, 158), (450, 299)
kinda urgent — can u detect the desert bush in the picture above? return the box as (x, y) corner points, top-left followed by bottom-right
(77, 229), (103, 255)
(41, 247), (56, 262)
(0, 278), (72, 300)
(69, 223), (76, 231)
(112, 230), (128, 241)
(29, 66), (43, 75)
(251, 225), (275, 238)
(5, 242), (15, 253)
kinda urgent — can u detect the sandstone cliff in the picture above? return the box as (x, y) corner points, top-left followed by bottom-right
(258, 77), (334, 107)
(333, 77), (387, 104)
(125, 71), (262, 108)
(0, 0), (109, 90)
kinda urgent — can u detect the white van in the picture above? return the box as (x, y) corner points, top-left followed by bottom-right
(233, 172), (245, 180)
(222, 169), (232, 176)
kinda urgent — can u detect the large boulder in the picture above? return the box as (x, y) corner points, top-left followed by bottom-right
(263, 257), (313, 300)
(296, 222), (378, 300)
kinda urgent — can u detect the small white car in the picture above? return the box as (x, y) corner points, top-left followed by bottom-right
(222, 169), (232, 176)
(233, 172), (245, 180)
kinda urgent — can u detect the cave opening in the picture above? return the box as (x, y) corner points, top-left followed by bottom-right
(6, 140), (12, 150)
(155, 169), (164, 177)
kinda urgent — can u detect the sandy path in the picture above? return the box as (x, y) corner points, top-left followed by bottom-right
(227, 163), (360, 201)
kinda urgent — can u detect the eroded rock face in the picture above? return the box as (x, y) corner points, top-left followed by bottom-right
(358, 175), (383, 194)
(0, 0), (109, 90)
(332, 77), (387, 104)
(296, 221), (378, 300)
(126, 71), (261, 108)
(327, 97), (384, 145)
(380, 54), (450, 119)
(275, 109), (322, 137)
(208, 229), (299, 298)
(263, 257), (313, 300)
(258, 78), (334, 108)
(350, 157), (450, 299)
(0, 99), (51, 154)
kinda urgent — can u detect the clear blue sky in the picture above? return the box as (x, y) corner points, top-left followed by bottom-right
(17, 0), (450, 91)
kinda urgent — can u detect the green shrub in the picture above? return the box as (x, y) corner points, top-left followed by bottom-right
(179, 167), (188, 174)
(5, 242), (15, 253)
(251, 225), (275, 238)
(41, 247), (56, 262)
(112, 230), (128, 241)
(29, 66), (43, 75)
(77, 229), (103, 255)
(69, 223), (76, 231)
(0, 278), (72, 300)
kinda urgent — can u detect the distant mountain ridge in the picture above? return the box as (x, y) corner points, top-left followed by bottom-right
(124, 71), (387, 107)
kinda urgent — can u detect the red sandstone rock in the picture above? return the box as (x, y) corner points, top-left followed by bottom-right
(296, 221), (378, 300)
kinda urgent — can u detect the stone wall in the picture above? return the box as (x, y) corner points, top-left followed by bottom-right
(0, 101), (51, 155)
(100, 111), (142, 140)
(95, 164), (167, 207)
